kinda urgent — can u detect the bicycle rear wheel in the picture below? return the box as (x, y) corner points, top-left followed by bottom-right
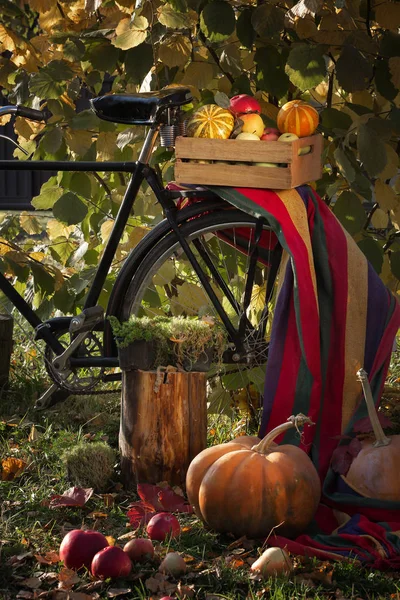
(115, 209), (282, 425)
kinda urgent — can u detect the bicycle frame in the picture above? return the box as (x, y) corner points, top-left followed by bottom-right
(0, 124), (246, 367)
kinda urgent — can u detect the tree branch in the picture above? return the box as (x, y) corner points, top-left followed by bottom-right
(198, 30), (234, 84)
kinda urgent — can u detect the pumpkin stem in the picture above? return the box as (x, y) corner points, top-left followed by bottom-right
(251, 414), (314, 454)
(357, 369), (391, 448)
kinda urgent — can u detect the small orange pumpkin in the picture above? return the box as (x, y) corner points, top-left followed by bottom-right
(186, 104), (234, 139)
(186, 415), (321, 539)
(277, 101), (319, 137)
(344, 369), (400, 501)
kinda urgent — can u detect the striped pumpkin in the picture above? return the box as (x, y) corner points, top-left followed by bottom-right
(277, 101), (319, 138)
(186, 104), (234, 139)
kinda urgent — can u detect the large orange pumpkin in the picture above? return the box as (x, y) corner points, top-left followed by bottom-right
(344, 369), (400, 501)
(277, 101), (319, 137)
(186, 415), (321, 539)
(186, 104), (234, 139)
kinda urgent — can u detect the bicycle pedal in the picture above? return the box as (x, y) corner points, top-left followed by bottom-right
(69, 305), (104, 333)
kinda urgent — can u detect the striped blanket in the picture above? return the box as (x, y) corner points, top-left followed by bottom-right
(212, 184), (400, 568)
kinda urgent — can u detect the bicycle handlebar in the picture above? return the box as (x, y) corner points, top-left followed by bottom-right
(0, 104), (48, 122)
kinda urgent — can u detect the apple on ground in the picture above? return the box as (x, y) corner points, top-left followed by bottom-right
(236, 132), (260, 141)
(230, 94), (261, 115)
(91, 546), (132, 579)
(261, 127), (280, 141)
(59, 529), (109, 570)
(123, 538), (154, 563)
(240, 113), (264, 138)
(146, 512), (181, 542)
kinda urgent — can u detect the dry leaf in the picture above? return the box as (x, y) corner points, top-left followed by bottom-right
(101, 494), (115, 508)
(105, 536), (116, 546)
(50, 487), (93, 508)
(58, 567), (80, 590)
(1, 457), (27, 481)
(35, 551), (60, 565)
(107, 589), (132, 598)
(21, 577), (41, 589)
(87, 511), (108, 519)
(16, 592), (34, 599)
(28, 425), (40, 442)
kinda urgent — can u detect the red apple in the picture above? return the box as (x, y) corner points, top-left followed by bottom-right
(91, 546), (132, 579)
(123, 537), (154, 562)
(146, 512), (181, 542)
(261, 127), (280, 141)
(230, 94), (261, 115)
(59, 529), (109, 570)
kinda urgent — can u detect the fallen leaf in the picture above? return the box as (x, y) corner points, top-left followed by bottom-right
(126, 503), (155, 529)
(21, 577), (41, 589)
(158, 487), (194, 513)
(58, 567), (80, 590)
(105, 536), (116, 546)
(176, 583), (195, 598)
(137, 483), (165, 511)
(7, 552), (33, 566)
(1, 457), (27, 481)
(35, 551), (60, 565)
(50, 487), (93, 508)
(87, 511), (108, 519)
(16, 592), (34, 599)
(225, 556), (245, 568)
(145, 572), (177, 595)
(107, 588), (132, 598)
(28, 425), (40, 442)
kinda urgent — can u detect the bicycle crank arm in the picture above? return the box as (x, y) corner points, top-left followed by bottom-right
(34, 383), (70, 410)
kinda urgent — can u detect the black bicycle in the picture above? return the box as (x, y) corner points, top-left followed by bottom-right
(0, 87), (282, 410)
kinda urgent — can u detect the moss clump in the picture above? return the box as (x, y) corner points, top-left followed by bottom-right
(62, 441), (116, 491)
(109, 315), (227, 370)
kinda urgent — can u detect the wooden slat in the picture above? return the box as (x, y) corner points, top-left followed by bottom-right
(174, 134), (323, 189)
(175, 136), (294, 163)
(175, 162), (293, 189)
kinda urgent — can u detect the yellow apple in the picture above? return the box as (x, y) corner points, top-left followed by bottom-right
(236, 132), (261, 141)
(277, 132), (299, 142)
(240, 113), (264, 138)
(298, 146), (311, 155)
(254, 162), (278, 167)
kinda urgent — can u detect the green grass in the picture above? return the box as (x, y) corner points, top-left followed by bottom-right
(0, 334), (400, 599)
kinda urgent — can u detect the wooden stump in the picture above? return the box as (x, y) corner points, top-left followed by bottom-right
(0, 314), (13, 388)
(119, 369), (207, 489)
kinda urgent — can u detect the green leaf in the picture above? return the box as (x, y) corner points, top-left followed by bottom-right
(350, 171), (372, 201)
(70, 110), (101, 130)
(333, 191), (366, 235)
(45, 60), (75, 82)
(207, 385), (233, 416)
(41, 128), (63, 155)
(251, 5), (285, 38)
(374, 59), (398, 101)
(380, 31), (400, 58)
(333, 146), (356, 183)
(336, 46), (373, 92)
(63, 38), (85, 61)
(182, 61), (214, 88)
(169, 0), (188, 11)
(255, 46), (289, 99)
(126, 43), (154, 82)
(236, 8), (256, 49)
(69, 173), (92, 199)
(357, 238), (384, 275)
(29, 72), (64, 99)
(158, 3), (192, 28)
(112, 16), (148, 50)
(53, 283), (75, 313)
(87, 42), (120, 73)
(214, 91), (230, 109)
(231, 74), (252, 96)
(31, 186), (63, 210)
(285, 45), (326, 90)
(357, 123), (387, 178)
(31, 263), (55, 296)
(222, 370), (249, 390)
(320, 108), (352, 131)
(53, 192), (88, 225)
(200, 1), (236, 43)
(390, 251), (400, 280)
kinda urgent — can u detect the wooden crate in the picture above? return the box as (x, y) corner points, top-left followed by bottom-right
(175, 134), (323, 189)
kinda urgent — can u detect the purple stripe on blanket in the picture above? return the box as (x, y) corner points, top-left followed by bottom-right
(364, 263), (391, 372)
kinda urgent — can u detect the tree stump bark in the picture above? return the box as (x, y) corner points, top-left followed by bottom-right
(0, 314), (13, 389)
(119, 369), (207, 489)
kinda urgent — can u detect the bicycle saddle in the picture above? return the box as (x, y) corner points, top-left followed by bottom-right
(90, 88), (193, 125)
